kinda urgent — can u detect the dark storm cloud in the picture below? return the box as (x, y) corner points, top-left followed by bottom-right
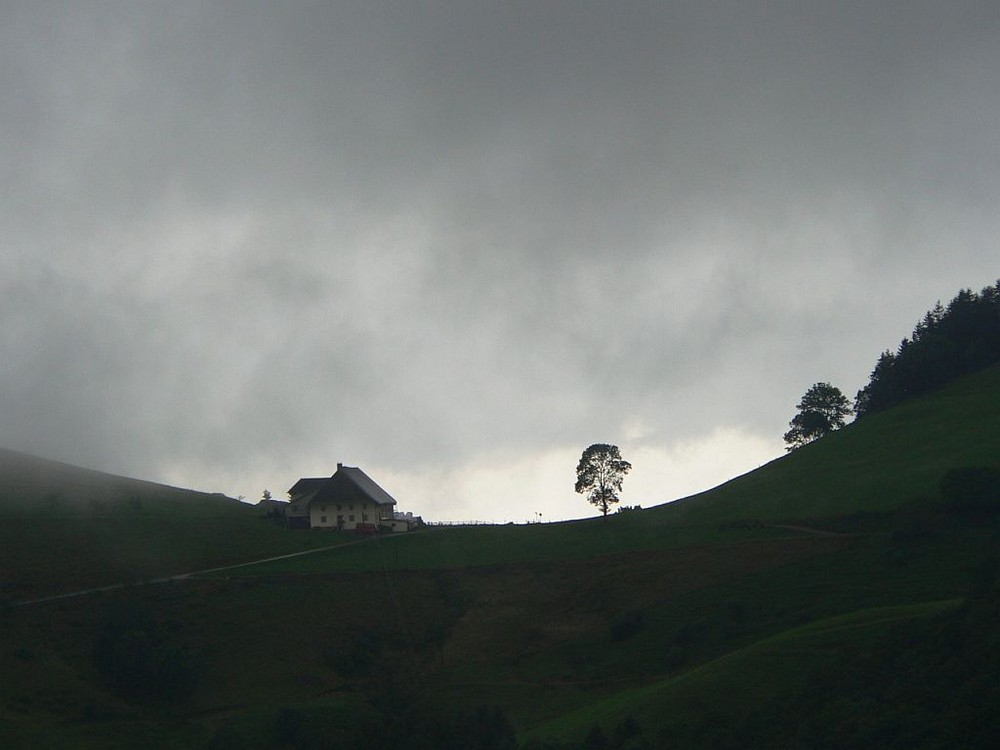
(2, 1), (998, 508)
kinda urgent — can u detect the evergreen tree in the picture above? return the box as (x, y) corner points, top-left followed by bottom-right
(855, 281), (1000, 417)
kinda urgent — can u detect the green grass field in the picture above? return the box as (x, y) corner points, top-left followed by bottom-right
(0, 449), (351, 602)
(663, 364), (1000, 524)
(523, 599), (963, 745)
(219, 518), (808, 576)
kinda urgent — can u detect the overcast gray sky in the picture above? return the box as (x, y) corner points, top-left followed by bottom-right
(2, 1), (998, 521)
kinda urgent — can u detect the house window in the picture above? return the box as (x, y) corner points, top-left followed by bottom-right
(320, 516), (327, 524)
(349, 515), (355, 522)
(362, 513), (368, 521)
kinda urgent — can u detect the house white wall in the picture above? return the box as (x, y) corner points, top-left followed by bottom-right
(310, 499), (390, 530)
(385, 517), (411, 533)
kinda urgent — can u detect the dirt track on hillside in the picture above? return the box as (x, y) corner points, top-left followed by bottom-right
(11, 538), (367, 607)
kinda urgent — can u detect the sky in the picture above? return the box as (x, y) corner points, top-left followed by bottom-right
(2, 1), (998, 523)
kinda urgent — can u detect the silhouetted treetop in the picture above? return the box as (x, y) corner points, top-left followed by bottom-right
(784, 382), (852, 451)
(855, 280), (1000, 417)
(575, 444), (631, 518)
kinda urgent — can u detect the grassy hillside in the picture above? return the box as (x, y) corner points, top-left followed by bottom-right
(0, 448), (239, 514)
(4, 363), (997, 598)
(4, 518), (993, 749)
(524, 600), (962, 744)
(208, 363), (1000, 578)
(662, 363), (1000, 525)
(0, 449), (346, 602)
(1, 365), (998, 749)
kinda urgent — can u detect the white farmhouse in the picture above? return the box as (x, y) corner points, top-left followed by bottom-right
(286, 463), (407, 532)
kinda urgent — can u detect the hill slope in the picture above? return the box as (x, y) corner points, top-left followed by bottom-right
(0, 448), (236, 512)
(0, 449), (342, 602)
(3, 363), (997, 596)
(221, 364), (1000, 577)
(660, 364), (1000, 525)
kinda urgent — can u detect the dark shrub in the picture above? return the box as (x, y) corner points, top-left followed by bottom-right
(271, 707), (312, 749)
(939, 467), (1000, 516)
(610, 610), (645, 642)
(93, 598), (199, 703)
(582, 725), (608, 750)
(206, 725), (247, 750)
(326, 629), (382, 678)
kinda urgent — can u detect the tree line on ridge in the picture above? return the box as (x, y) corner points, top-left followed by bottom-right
(785, 280), (1000, 451)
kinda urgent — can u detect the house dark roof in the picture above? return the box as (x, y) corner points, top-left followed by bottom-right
(288, 477), (327, 500)
(287, 465), (397, 509)
(335, 466), (397, 506)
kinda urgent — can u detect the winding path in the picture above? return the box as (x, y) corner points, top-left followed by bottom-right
(12, 538), (369, 608)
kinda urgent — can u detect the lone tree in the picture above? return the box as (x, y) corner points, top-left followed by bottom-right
(575, 443), (631, 517)
(783, 382), (852, 451)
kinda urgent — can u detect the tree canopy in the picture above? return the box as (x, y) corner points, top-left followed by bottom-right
(575, 444), (631, 517)
(783, 382), (852, 451)
(855, 281), (1000, 417)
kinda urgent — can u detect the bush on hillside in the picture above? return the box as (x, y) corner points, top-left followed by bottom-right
(939, 467), (1000, 516)
(93, 598), (200, 704)
(325, 629), (383, 678)
(520, 717), (650, 750)
(206, 725), (248, 750)
(609, 609), (645, 642)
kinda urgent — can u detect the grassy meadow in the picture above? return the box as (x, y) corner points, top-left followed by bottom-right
(0, 450), (349, 602)
(1, 365), (998, 748)
(665, 364), (1000, 525)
